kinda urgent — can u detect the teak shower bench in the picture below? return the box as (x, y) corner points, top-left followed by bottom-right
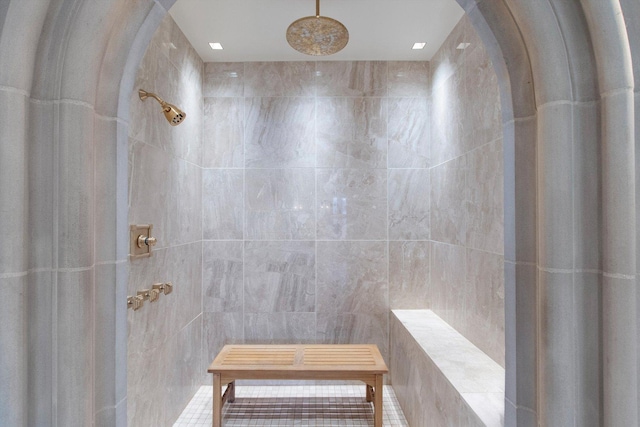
(208, 344), (388, 427)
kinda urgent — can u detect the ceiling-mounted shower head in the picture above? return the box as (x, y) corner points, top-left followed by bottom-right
(138, 89), (186, 126)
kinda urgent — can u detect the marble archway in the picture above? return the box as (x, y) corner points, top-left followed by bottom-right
(0, 0), (638, 425)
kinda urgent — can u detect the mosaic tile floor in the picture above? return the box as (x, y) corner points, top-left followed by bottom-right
(174, 385), (409, 426)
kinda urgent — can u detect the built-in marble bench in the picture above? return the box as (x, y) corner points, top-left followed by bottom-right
(390, 310), (504, 427)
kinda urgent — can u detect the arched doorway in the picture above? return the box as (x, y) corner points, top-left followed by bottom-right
(0, 0), (637, 425)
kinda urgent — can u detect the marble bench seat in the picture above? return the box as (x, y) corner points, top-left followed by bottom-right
(390, 309), (504, 427)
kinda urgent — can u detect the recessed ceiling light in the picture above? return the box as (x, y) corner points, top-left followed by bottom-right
(412, 42), (426, 50)
(457, 43), (471, 50)
(209, 42), (223, 50)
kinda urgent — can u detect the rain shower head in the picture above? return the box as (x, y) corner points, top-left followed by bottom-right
(138, 89), (186, 126)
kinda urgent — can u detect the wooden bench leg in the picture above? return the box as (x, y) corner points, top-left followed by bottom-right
(374, 374), (383, 427)
(228, 381), (235, 403)
(366, 384), (374, 403)
(213, 374), (222, 427)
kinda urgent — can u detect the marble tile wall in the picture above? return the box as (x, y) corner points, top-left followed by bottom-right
(429, 16), (505, 366)
(201, 60), (430, 377)
(127, 15), (203, 427)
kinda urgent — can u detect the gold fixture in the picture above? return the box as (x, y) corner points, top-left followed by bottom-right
(138, 288), (161, 303)
(286, 0), (349, 56)
(138, 89), (186, 126)
(128, 282), (174, 312)
(127, 295), (144, 311)
(153, 282), (173, 295)
(130, 224), (156, 259)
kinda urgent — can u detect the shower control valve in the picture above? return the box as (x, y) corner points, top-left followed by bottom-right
(137, 234), (157, 248)
(138, 288), (160, 303)
(153, 282), (173, 295)
(127, 295), (144, 311)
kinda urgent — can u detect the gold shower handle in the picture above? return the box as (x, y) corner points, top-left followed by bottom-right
(127, 295), (144, 311)
(138, 288), (160, 303)
(137, 234), (157, 248)
(153, 282), (173, 295)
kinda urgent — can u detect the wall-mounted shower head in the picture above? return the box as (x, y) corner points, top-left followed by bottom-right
(138, 89), (186, 126)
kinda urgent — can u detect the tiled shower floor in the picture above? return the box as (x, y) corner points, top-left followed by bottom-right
(174, 385), (409, 426)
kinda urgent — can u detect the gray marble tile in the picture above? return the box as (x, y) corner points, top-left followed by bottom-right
(128, 139), (172, 248)
(244, 241), (315, 313)
(317, 169), (387, 240)
(316, 97), (387, 168)
(430, 16), (467, 88)
(245, 97), (315, 168)
(316, 241), (388, 314)
(388, 97), (430, 168)
(316, 61), (388, 97)
(466, 139), (504, 254)
(167, 317), (202, 424)
(203, 62), (244, 97)
(388, 169), (430, 240)
(389, 241), (430, 309)
(430, 71), (465, 165)
(245, 62), (315, 97)
(0, 276), (27, 426)
(465, 248), (505, 367)
(171, 157), (202, 245)
(431, 156), (467, 246)
(203, 169), (243, 240)
(244, 312), (316, 344)
(431, 242), (466, 329)
(203, 97), (243, 168)
(388, 61), (430, 97)
(202, 312), (244, 375)
(203, 241), (243, 313)
(316, 312), (389, 361)
(169, 242), (203, 332)
(245, 169), (315, 240)
(127, 339), (168, 427)
(463, 45), (502, 152)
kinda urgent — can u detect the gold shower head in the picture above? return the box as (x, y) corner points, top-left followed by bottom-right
(138, 89), (186, 126)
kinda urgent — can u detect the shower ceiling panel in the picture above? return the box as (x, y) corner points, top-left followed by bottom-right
(169, 0), (464, 62)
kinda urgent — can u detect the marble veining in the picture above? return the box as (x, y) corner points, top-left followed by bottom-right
(244, 241), (316, 313)
(203, 62), (244, 97)
(245, 169), (315, 240)
(388, 97), (430, 168)
(316, 169), (387, 240)
(316, 61), (388, 97)
(430, 156), (467, 246)
(388, 61), (430, 97)
(388, 169), (430, 240)
(389, 241), (431, 309)
(203, 241), (243, 313)
(244, 97), (315, 168)
(244, 62), (316, 97)
(203, 169), (243, 240)
(316, 97), (388, 168)
(203, 98), (244, 168)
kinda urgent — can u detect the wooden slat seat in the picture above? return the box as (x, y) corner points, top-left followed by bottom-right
(208, 344), (388, 427)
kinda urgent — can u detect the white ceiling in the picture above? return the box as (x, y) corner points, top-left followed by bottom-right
(169, 0), (465, 62)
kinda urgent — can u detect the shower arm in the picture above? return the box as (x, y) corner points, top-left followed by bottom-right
(139, 89), (169, 110)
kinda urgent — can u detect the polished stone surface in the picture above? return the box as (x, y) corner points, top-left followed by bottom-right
(316, 97), (387, 168)
(245, 169), (315, 240)
(316, 61), (388, 97)
(389, 241), (431, 309)
(244, 97), (315, 168)
(244, 241), (316, 313)
(203, 97), (243, 168)
(388, 97), (430, 168)
(127, 14), (204, 427)
(391, 310), (504, 427)
(388, 169), (430, 240)
(317, 169), (387, 240)
(203, 169), (243, 240)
